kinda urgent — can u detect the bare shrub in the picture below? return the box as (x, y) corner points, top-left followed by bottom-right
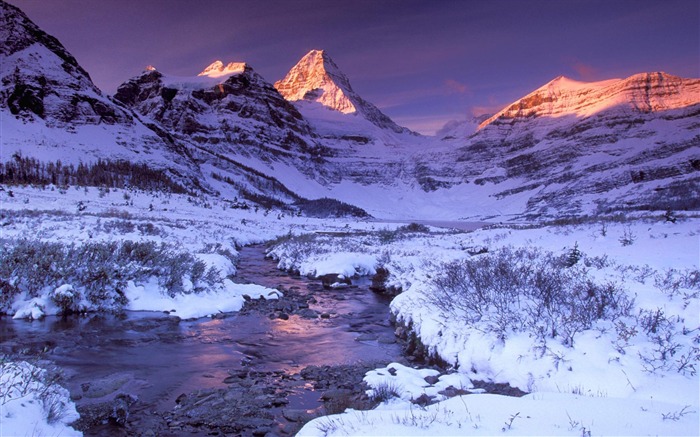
(427, 246), (633, 345)
(369, 380), (403, 404)
(618, 226), (636, 246)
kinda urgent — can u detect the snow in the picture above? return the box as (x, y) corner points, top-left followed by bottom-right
(2, 186), (698, 436)
(298, 392), (698, 436)
(3, 6), (699, 435)
(160, 68), (244, 90)
(198, 60), (246, 78)
(124, 279), (280, 319)
(12, 296), (51, 320)
(0, 185), (379, 320)
(0, 361), (81, 437)
(479, 72), (700, 129)
(274, 49), (357, 114)
(272, 217), (699, 437)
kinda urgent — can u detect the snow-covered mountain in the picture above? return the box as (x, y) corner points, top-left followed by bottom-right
(275, 49), (412, 135)
(112, 59), (350, 205)
(1, 0), (698, 221)
(431, 72), (700, 219)
(114, 60), (326, 162)
(0, 0), (197, 187)
(480, 72), (700, 129)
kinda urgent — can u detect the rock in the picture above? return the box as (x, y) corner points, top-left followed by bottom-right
(320, 313), (331, 319)
(438, 385), (471, 398)
(277, 312), (289, 320)
(79, 372), (133, 399)
(378, 336), (397, 344)
(228, 369), (249, 379)
(74, 393), (137, 430)
(111, 394), (134, 426)
(320, 388), (352, 401)
(282, 409), (314, 423)
(424, 375), (440, 385)
(412, 393), (433, 407)
(355, 333), (378, 342)
(319, 273), (351, 289)
(297, 308), (318, 319)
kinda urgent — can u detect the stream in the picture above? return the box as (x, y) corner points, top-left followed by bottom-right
(0, 245), (406, 436)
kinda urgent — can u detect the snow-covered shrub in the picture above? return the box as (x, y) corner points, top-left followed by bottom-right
(0, 240), (66, 299)
(427, 246), (633, 345)
(619, 226), (637, 246)
(376, 223), (431, 244)
(0, 278), (20, 310)
(294, 197), (370, 218)
(398, 222), (431, 233)
(49, 284), (82, 314)
(137, 222), (161, 236)
(102, 219), (136, 234)
(0, 238), (230, 314)
(564, 242), (583, 267)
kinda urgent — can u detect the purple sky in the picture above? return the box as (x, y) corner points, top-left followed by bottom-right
(8, 0), (699, 134)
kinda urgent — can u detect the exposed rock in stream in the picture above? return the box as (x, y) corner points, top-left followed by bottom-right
(160, 361), (386, 436)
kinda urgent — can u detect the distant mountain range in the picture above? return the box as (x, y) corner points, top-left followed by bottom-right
(1, 0), (698, 220)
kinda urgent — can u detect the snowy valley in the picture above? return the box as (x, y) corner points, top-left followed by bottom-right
(1, 1), (699, 436)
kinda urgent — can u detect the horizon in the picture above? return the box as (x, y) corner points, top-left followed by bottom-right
(6, 0), (699, 135)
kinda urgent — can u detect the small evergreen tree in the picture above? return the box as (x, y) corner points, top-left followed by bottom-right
(566, 242), (583, 267)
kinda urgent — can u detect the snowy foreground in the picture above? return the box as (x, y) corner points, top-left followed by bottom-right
(269, 218), (699, 436)
(1, 185), (698, 436)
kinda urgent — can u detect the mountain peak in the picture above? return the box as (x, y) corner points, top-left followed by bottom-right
(274, 49), (356, 114)
(274, 50), (412, 134)
(198, 60), (247, 78)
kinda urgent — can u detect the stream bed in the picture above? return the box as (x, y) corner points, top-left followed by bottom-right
(0, 245), (406, 436)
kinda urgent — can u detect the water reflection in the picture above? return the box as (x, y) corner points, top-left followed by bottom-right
(0, 245), (403, 430)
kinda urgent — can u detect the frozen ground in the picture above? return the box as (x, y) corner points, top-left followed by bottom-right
(1, 185), (698, 436)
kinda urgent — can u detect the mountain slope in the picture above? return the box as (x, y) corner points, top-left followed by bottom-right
(274, 49), (412, 135)
(0, 0), (199, 189)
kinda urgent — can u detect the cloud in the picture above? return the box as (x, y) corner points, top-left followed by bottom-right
(568, 59), (600, 81)
(444, 79), (470, 94)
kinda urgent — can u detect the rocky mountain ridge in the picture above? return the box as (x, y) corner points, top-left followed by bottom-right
(1, 0), (698, 220)
(480, 72), (700, 129)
